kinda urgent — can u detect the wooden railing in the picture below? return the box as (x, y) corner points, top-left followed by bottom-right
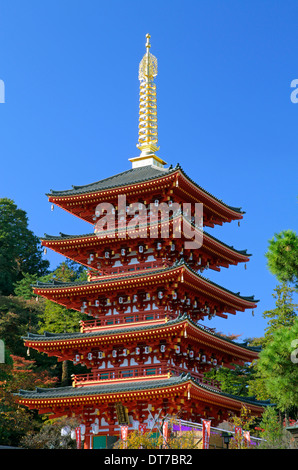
(71, 365), (221, 390)
(80, 315), (216, 333)
(89, 260), (165, 280)
(72, 365), (167, 386)
(80, 310), (167, 331)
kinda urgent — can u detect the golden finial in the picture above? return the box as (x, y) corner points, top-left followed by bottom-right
(145, 33), (151, 50)
(130, 34), (166, 168)
(138, 33), (157, 81)
(137, 35), (159, 154)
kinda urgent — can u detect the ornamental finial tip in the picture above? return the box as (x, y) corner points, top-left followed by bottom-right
(146, 33), (151, 50)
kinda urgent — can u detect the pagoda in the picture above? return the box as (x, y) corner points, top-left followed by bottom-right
(17, 35), (267, 449)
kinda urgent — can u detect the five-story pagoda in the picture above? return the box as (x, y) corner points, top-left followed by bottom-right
(17, 35), (267, 449)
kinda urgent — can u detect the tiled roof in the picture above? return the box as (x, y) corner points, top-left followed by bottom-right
(41, 225), (251, 258)
(22, 313), (261, 353)
(33, 259), (258, 304)
(47, 163), (244, 214)
(16, 373), (271, 408)
(48, 165), (174, 197)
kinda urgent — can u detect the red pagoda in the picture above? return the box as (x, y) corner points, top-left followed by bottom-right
(17, 35), (267, 449)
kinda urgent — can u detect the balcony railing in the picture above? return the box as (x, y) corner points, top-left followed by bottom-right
(90, 260), (165, 280)
(80, 310), (167, 332)
(72, 365), (167, 386)
(71, 365), (221, 390)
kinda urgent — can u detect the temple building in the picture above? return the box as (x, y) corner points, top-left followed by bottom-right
(16, 35), (268, 449)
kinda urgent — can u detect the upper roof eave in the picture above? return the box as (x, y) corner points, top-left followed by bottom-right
(46, 163), (244, 216)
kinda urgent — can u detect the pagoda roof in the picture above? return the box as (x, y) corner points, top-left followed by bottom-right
(33, 259), (258, 313)
(48, 164), (173, 197)
(16, 373), (270, 412)
(40, 222), (250, 273)
(41, 224), (251, 259)
(47, 164), (244, 219)
(22, 313), (261, 362)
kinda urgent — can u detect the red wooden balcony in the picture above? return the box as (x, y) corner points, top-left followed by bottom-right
(71, 365), (168, 387)
(89, 260), (165, 280)
(71, 365), (221, 390)
(80, 309), (168, 332)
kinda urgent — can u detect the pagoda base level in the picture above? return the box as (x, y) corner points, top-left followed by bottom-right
(17, 374), (268, 449)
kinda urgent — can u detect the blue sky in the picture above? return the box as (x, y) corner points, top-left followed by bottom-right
(0, 1), (297, 340)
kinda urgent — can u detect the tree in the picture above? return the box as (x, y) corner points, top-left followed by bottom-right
(257, 407), (297, 449)
(0, 355), (58, 446)
(38, 261), (88, 385)
(250, 318), (298, 412)
(0, 198), (49, 295)
(249, 282), (297, 402)
(205, 363), (254, 397)
(20, 416), (80, 449)
(228, 404), (257, 449)
(114, 430), (163, 449)
(265, 230), (298, 287)
(0, 294), (44, 358)
(262, 282), (297, 347)
(114, 424), (202, 449)
(14, 273), (38, 300)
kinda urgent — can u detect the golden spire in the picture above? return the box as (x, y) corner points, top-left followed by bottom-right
(130, 34), (166, 168)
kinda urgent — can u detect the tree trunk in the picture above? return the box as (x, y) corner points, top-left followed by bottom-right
(61, 360), (69, 386)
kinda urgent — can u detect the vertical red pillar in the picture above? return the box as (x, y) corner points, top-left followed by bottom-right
(84, 433), (92, 449)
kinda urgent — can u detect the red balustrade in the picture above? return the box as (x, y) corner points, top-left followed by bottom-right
(80, 309), (167, 331)
(90, 260), (165, 280)
(71, 365), (221, 390)
(72, 365), (167, 386)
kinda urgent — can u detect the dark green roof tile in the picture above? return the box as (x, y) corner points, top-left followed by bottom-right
(15, 373), (271, 408)
(41, 224), (251, 258)
(23, 313), (261, 354)
(33, 259), (258, 304)
(47, 164), (244, 214)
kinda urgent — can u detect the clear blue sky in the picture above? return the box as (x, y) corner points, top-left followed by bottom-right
(0, 1), (297, 340)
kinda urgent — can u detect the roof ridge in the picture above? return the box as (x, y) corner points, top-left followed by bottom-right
(48, 165), (173, 196)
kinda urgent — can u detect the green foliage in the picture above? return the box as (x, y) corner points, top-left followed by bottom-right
(249, 282), (298, 403)
(114, 430), (163, 449)
(14, 273), (38, 300)
(0, 198), (49, 295)
(262, 282), (297, 346)
(265, 230), (298, 287)
(39, 259), (87, 284)
(38, 261), (88, 335)
(251, 318), (298, 411)
(205, 363), (254, 397)
(0, 295), (43, 357)
(40, 300), (85, 334)
(114, 421), (202, 449)
(228, 404), (257, 449)
(37, 260), (89, 386)
(258, 407), (297, 449)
